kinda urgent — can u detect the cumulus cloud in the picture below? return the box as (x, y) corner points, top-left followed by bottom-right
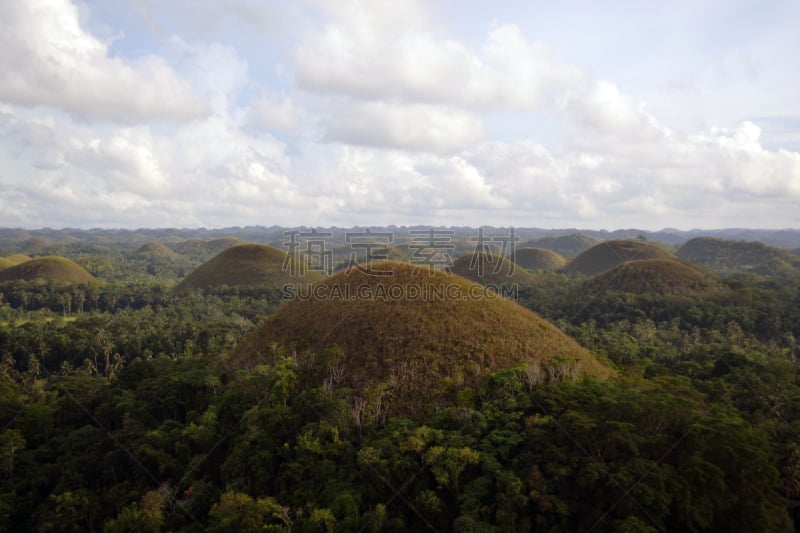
(0, 0), (207, 121)
(1, 0), (799, 229)
(319, 101), (483, 153)
(296, 7), (582, 112)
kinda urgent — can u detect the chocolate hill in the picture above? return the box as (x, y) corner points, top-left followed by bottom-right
(231, 261), (612, 420)
(514, 247), (567, 271)
(0, 256), (98, 285)
(175, 244), (324, 291)
(564, 239), (673, 276)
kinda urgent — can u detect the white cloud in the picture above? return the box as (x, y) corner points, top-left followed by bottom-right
(0, 0), (799, 230)
(0, 0), (207, 121)
(319, 100), (484, 153)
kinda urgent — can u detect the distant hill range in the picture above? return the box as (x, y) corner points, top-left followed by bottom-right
(2, 226), (800, 257)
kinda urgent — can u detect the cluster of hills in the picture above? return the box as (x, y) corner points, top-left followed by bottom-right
(2, 226), (800, 529)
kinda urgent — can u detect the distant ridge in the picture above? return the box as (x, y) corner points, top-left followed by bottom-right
(564, 239), (673, 276)
(677, 237), (800, 277)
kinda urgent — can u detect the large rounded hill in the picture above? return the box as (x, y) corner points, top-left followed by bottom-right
(0, 256), (98, 285)
(576, 259), (726, 298)
(175, 244), (324, 291)
(564, 239), (673, 276)
(515, 247), (567, 271)
(231, 261), (611, 419)
(0, 258), (15, 272)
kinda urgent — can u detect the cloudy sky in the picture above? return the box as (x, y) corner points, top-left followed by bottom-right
(1, 0), (799, 230)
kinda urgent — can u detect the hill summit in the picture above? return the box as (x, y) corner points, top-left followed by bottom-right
(231, 261), (611, 420)
(175, 244), (324, 291)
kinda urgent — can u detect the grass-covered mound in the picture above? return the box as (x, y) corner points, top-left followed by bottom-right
(452, 252), (536, 285)
(0, 258), (15, 272)
(564, 239), (673, 276)
(577, 259), (726, 298)
(523, 233), (598, 258)
(175, 244), (324, 291)
(515, 247), (567, 271)
(4, 254), (31, 265)
(135, 242), (179, 260)
(231, 261), (612, 419)
(677, 237), (800, 278)
(0, 256), (99, 285)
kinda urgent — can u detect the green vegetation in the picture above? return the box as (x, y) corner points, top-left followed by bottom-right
(0, 256), (99, 286)
(0, 258), (14, 272)
(175, 244), (324, 292)
(514, 247), (567, 271)
(564, 239), (674, 276)
(677, 236), (800, 278)
(452, 252), (536, 285)
(0, 228), (799, 531)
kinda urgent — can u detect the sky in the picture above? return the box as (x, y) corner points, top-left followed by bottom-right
(0, 0), (799, 230)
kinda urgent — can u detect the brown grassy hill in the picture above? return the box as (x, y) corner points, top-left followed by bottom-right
(564, 239), (673, 276)
(0, 258), (14, 272)
(136, 242), (179, 260)
(515, 247), (567, 271)
(576, 259), (726, 298)
(677, 237), (800, 278)
(452, 252), (536, 285)
(230, 261), (612, 420)
(175, 244), (324, 291)
(5, 254), (31, 265)
(0, 256), (99, 285)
